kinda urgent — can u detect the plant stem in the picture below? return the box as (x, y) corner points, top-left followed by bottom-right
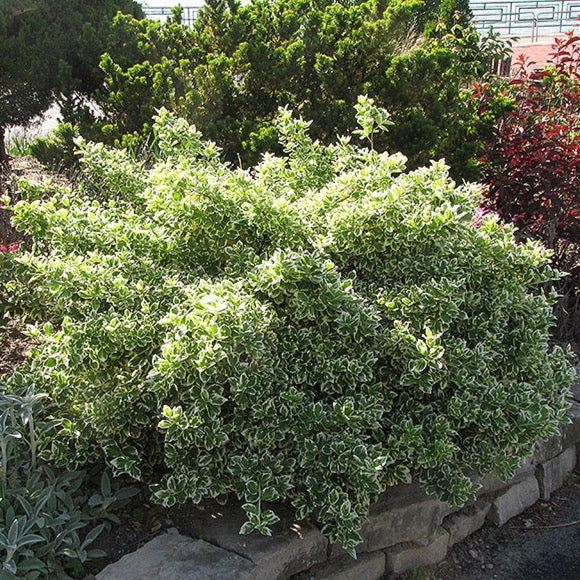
(0, 439), (8, 495)
(29, 415), (36, 470)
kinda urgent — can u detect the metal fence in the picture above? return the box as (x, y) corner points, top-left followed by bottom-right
(142, 5), (202, 26)
(143, 2), (580, 41)
(471, 1), (580, 41)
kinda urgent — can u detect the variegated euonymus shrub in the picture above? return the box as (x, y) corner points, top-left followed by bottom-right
(4, 102), (574, 555)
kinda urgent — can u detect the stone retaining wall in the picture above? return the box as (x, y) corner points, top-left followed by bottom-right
(98, 382), (580, 580)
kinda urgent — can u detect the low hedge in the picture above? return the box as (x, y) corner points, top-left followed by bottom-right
(3, 104), (574, 554)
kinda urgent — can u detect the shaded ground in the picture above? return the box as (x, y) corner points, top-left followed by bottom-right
(0, 316), (35, 376)
(432, 466), (580, 580)
(83, 496), (168, 578)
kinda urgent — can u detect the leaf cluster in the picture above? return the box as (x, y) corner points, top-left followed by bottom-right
(478, 32), (579, 249)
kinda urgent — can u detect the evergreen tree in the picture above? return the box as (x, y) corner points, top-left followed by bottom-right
(0, 0), (143, 163)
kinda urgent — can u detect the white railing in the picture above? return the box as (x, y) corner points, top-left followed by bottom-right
(143, 5), (202, 26)
(471, 0), (580, 41)
(145, 2), (579, 40)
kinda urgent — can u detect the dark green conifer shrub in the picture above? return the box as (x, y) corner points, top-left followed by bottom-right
(0, 0), (143, 163)
(77, 0), (505, 179)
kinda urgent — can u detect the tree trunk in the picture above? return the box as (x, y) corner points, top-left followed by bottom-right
(0, 127), (8, 168)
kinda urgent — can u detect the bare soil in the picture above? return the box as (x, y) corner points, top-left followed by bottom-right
(0, 316), (36, 376)
(82, 495), (168, 578)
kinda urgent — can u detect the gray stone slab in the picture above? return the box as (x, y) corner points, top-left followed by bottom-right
(185, 501), (328, 580)
(96, 532), (255, 580)
(443, 500), (491, 547)
(569, 377), (580, 403)
(532, 434), (564, 465)
(561, 400), (580, 448)
(294, 552), (385, 580)
(475, 456), (534, 497)
(345, 483), (450, 554)
(487, 475), (540, 526)
(537, 446), (577, 500)
(475, 473), (508, 497)
(385, 527), (449, 575)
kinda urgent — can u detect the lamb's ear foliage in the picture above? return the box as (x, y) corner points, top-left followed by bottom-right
(5, 105), (574, 557)
(0, 379), (138, 576)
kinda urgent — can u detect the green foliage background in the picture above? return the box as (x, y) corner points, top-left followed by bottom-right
(73, 0), (506, 179)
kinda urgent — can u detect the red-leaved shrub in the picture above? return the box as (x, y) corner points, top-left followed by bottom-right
(475, 31), (580, 339)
